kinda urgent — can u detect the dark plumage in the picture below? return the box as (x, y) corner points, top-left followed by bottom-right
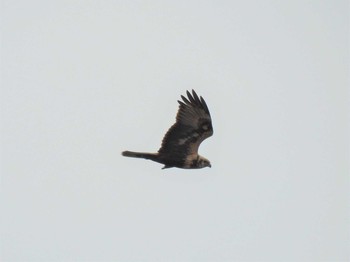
(122, 90), (213, 169)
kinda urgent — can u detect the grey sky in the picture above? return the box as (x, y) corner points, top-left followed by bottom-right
(2, 0), (349, 261)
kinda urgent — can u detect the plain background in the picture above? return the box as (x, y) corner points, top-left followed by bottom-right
(1, 0), (349, 261)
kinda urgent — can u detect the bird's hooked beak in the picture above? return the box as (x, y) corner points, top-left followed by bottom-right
(208, 163), (211, 168)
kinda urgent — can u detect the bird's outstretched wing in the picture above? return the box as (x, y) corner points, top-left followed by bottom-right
(158, 90), (213, 159)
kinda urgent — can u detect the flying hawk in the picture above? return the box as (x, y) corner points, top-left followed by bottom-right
(122, 90), (213, 169)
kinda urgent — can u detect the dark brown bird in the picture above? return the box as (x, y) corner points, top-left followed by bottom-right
(122, 90), (213, 169)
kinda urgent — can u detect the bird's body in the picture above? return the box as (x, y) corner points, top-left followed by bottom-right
(122, 90), (213, 169)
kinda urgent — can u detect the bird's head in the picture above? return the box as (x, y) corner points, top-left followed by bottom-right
(198, 156), (211, 168)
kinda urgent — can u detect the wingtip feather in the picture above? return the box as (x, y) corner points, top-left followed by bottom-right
(191, 90), (201, 104)
(200, 96), (210, 115)
(186, 90), (196, 104)
(181, 95), (191, 105)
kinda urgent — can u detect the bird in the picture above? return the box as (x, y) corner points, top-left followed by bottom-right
(122, 90), (213, 169)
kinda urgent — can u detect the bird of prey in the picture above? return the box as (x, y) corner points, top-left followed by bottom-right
(122, 90), (213, 169)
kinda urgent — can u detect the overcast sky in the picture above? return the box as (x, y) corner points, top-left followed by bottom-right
(2, 0), (349, 261)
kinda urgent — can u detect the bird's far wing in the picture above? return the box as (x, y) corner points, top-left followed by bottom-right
(158, 90), (213, 158)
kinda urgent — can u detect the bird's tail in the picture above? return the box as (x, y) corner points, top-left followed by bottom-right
(122, 151), (159, 161)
